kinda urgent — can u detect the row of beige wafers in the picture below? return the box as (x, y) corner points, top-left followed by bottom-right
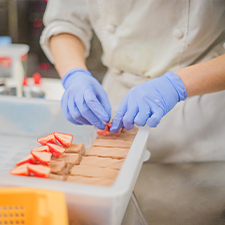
(49, 127), (138, 186)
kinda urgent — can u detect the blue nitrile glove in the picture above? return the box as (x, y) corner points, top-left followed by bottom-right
(110, 72), (187, 132)
(61, 69), (111, 129)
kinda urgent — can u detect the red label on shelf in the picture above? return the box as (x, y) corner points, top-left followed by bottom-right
(0, 57), (11, 67)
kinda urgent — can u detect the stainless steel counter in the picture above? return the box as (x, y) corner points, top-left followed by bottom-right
(122, 161), (225, 225)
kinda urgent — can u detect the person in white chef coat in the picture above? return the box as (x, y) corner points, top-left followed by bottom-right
(40, 0), (225, 163)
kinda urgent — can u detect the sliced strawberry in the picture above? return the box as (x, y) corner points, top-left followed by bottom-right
(31, 145), (49, 153)
(47, 143), (66, 158)
(105, 122), (112, 130)
(31, 151), (52, 164)
(37, 133), (57, 145)
(27, 164), (50, 178)
(10, 163), (30, 176)
(96, 130), (111, 136)
(53, 132), (73, 147)
(97, 122), (122, 136)
(16, 154), (37, 166)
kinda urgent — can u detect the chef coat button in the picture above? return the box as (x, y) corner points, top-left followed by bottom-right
(106, 24), (116, 33)
(173, 29), (184, 39)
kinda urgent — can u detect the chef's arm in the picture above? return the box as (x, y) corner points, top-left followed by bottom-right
(111, 54), (225, 131)
(49, 33), (87, 78)
(175, 54), (225, 97)
(49, 33), (111, 129)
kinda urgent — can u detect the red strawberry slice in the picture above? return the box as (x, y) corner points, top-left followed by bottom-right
(31, 145), (49, 153)
(97, 122), (122, 136)
(16, 154), (37, 166)
(105, 122), (112, 130)
(31, 151), (52, 164)
(53, 132), (73, 147)
(37, 133), (57, 145)
(27, 164), (50, 178)
(96, 130), (111, 136)
(10, 163), (30, 176)
(47, 143), (66, 158)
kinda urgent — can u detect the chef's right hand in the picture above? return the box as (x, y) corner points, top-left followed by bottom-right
(61, 69), (111, 130)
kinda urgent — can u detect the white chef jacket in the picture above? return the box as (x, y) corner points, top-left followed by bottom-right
(40, 0), (225, 162)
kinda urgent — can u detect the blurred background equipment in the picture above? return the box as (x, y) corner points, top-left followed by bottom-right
(0, 0), (106, 82)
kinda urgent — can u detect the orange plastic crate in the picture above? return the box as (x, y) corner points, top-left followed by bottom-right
(0, 188), (68, 225)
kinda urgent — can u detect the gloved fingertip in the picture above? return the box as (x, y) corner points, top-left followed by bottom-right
(95, 122), (106, 130)
(147, 117), (160, 128)
(124, 124), (134, 130)
(110, 119), (123, 133)
(102, 115), (110, 123)
(110, 127), (119, 133)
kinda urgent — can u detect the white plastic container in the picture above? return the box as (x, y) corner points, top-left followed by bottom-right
(0, 96), (150, 225)
(0, 44), (30, 97)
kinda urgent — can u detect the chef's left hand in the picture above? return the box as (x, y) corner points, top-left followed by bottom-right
(110, 72), (187, 132)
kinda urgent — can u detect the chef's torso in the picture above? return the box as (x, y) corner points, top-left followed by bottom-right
(42, 0), (225, 79)
(86, 0), (225, 78)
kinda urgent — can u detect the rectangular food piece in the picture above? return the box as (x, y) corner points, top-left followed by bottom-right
(70, 165), (119, 179)
(49, 173), (65, 181)
(92, 139), (132, 148)
(80, 156), (124, 170)
(49, 160), (66, 175)
(65, 143), (85, 155)
(85, 147), (129, 159)
(54, 153), (82, 165)
(66, 175), (114, 186)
